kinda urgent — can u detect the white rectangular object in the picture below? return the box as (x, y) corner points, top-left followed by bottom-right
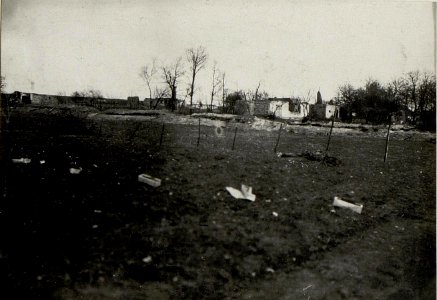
(333, 196), (363, 214)
(12, 158), (31, 164)
(69, 167), (82, 175)
(138, 174), (161, 187)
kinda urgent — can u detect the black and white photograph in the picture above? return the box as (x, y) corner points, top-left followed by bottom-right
(1, 0), (436, 298)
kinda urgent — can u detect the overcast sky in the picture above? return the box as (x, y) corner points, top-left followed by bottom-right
(1, 0), (435, 103)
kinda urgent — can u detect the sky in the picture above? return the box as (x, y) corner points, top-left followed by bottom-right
(1, 0), (435, 104)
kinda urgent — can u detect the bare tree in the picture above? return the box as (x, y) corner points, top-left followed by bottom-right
(162, 57), (185, 111)
(140, 59), (157, 100)
(405, 71), (420, 123)
(221, 72), (226, 112)
(387, 78), (405, 108)
(186, 46), (208, 108)
(254, 81), (261, 102)
(209, 61), (221, 111)
(243, 82), (262, 114)
(417, 71), (436, 115)
(300, 89), (314, 116)
(182, 87), (191, 106)
(152, 86), (170, 109)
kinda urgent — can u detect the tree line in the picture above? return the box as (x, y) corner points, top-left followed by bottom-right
(335, 71), (435, 129)
(138, 46), (271, 113)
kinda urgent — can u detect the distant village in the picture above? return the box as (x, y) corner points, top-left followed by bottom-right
(3, 90), (339, 121)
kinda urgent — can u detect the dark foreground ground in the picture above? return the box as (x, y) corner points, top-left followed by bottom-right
(0, 107), (435, 299)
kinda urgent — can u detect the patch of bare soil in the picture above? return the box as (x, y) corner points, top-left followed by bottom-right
(238, 219), (435, 299)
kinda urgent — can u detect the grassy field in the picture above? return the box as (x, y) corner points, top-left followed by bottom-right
(1, 107), (435, 299)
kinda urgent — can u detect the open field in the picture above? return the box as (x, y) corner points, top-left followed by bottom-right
(1, 107), (435, 299)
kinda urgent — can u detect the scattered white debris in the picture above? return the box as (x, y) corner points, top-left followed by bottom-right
(138, 174), (161, 187)
(251, 272), (256, 277)
(93, 164), (98, 168)
(225, 184), (256, 202)
(272, 212), (279, 217)
(40, 160), (46, 164)
(265, 199), (271, 203)
(69, 167), (82, 174)
(330, 209), (336, 213)
(332, 196), (363, 214)
(303, 284), (313, 291)
(12, 158), (31, 164)
(92, 225), (98, 229)
(265, 267), (275, 273)
(94, 210), (102, 213)
(142, 256), (152, 263)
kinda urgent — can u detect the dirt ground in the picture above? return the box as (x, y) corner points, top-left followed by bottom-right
(1, 107), (435, 299)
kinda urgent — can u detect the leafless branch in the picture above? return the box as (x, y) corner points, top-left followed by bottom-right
(210, 61), (221, 110)
(186, 46), (208, 107)
(140, 58), (157, 100)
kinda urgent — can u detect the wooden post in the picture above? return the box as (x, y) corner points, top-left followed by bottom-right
(197, 118), (201, 147)
(325, 108), (336, 154)
(274, 123), (283, 153)
(159, 123), (165, 147)
(384, 121), (392, 162)
(232, 127), (238, 150)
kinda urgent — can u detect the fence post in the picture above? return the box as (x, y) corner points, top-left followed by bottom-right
(159, 123), (165, 147)
(274, 123), (283, 153)
(197, 118), (201, 147)
(232, 127), (238, 150)
(384, 120), (392, 162)
(325, 108), (336, 155)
